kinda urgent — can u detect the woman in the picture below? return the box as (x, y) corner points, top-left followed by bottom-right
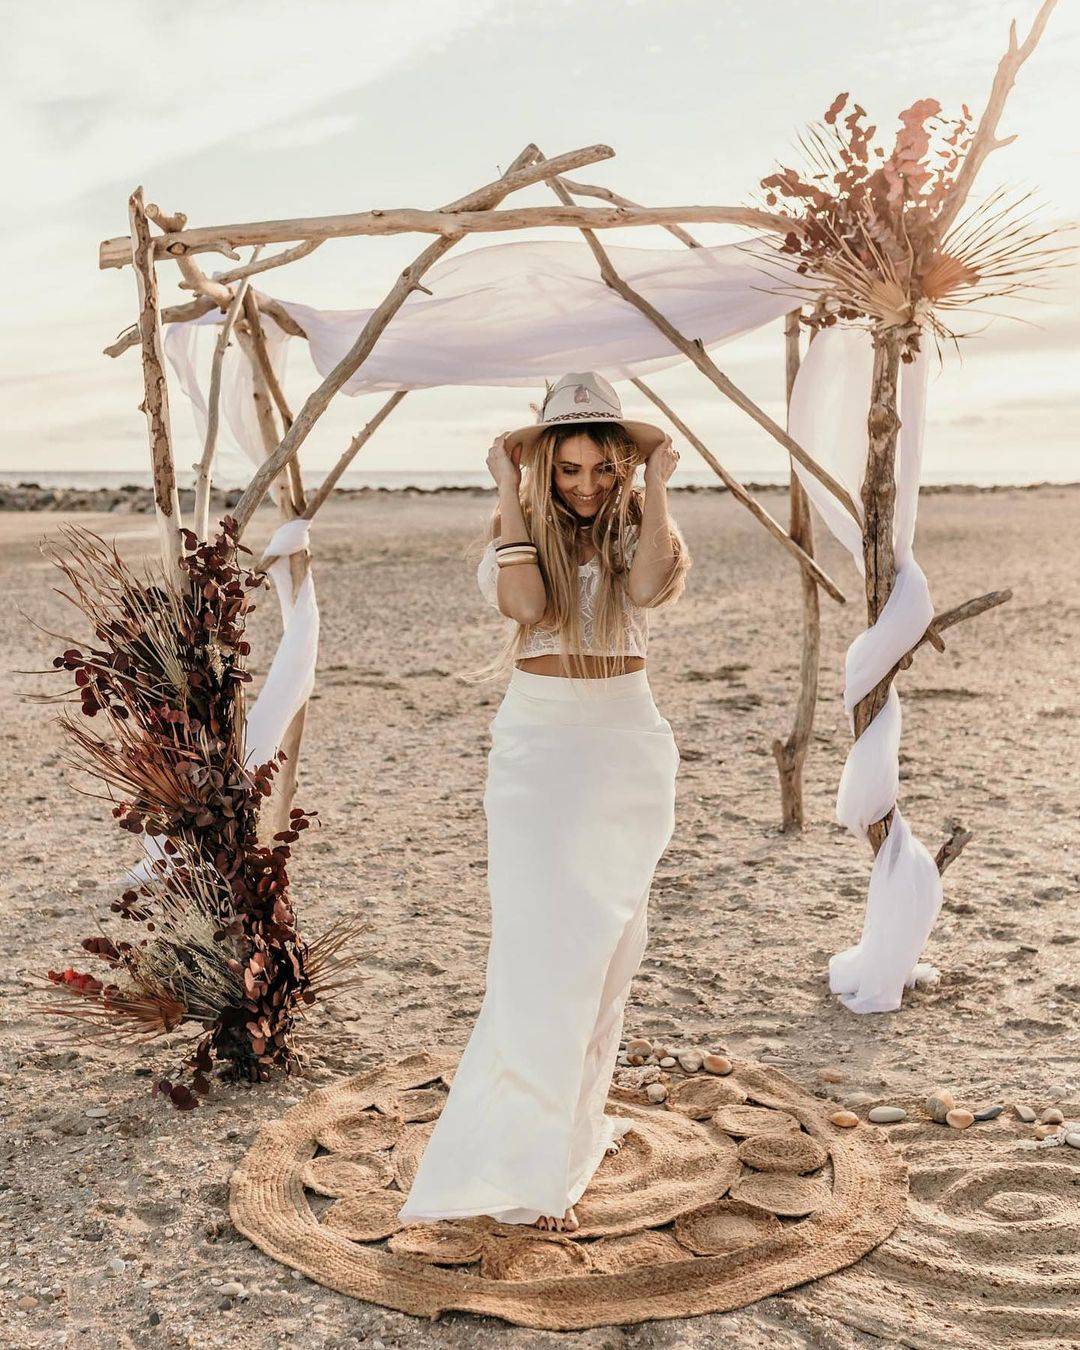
(396, 371), (690, 1233)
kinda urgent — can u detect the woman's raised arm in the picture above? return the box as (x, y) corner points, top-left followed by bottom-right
(486, 435), (548, 625)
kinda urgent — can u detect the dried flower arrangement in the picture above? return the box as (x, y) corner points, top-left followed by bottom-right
(33, 519), (359, 1108)
(755, 91), (1066, 357)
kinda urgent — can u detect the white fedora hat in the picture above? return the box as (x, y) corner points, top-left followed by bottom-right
(505, 371), (667, 461)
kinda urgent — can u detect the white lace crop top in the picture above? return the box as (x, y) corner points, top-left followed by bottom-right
(476, 532), (649, 658)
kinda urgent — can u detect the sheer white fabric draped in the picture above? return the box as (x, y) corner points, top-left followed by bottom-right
(788, 327), (942, 1013)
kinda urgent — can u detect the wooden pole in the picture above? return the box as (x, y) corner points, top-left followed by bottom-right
(98, 200), (794, 270)
(854, 326), (903, 854)
(628, 376), (845, 605)
(771, 313), (821, 831)
(127, 186), (184, 589)
(228, 141), (591, 539)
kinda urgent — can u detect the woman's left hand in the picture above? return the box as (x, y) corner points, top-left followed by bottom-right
(644, 434), (679, 487)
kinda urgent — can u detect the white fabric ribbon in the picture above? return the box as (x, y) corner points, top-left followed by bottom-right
(789, 326), (942, 1013)
(243, 518), (318, 770)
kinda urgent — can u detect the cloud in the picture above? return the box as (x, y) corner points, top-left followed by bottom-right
(2, 0), (501, 220)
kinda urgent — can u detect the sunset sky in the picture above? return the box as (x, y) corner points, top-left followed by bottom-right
(3, 0), (1077, 484)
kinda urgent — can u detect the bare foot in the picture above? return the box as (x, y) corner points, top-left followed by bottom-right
(535, 1205), (579, 1233)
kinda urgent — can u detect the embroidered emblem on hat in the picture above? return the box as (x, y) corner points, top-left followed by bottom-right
(574, 384), (590, 404)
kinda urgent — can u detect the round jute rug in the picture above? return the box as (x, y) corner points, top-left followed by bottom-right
(229, 1050), (907, 1330)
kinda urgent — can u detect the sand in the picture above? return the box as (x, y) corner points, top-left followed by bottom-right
(1, 484), (1077, 1347)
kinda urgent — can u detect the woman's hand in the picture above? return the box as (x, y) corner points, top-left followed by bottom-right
(643, 434), (679, 489)
(486, 433), (522, 493)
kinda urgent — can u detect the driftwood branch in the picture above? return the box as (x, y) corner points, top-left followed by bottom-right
(99, 199), (795, 269)
(192, 239), (324, 288)
(854, 327), (903, 853)
(932, 0), (1059, 242)
(240, 291), (305, 515)
(128, 187), (184, 587)
(772, 313), (821, 832)
(228, 141), (593, 538)
(894, 588), (1013, 677)
(104, 291), (308, 359)
(935, 824), (973, 875)
(552, 174), (703, 249)
(628, 377), (845, 604)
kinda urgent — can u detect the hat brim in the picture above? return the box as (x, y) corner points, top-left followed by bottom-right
(504, 416), (667, 463)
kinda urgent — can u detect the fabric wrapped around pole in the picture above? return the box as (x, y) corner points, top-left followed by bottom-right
(397, 667), (679, 1224)
(788, 326), (942, 1014)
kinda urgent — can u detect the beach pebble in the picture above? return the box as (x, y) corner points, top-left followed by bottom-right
(973, 1104), (1004, 1122)
(646, 1082), (668, 1103)
(819, 1067), (846, 1084)
(946, 1109), (975, 1130)
(829, 1110), (859, 1129)
(925, 1091), (955, 1124)
(626, 1039), (652, 1058)
(1045, 1083), (1068, 1102)
(1064, 1132), (1080, 1150)
(843, 1091), (875, 1109)
(659, 1057), (677, 1069)
(219, 1281), (247, 1299)
(84, 1107), (109, 1119)
(1040, 1108), (1064, 1125)
(1014, 1105), (1037, 1123)
(17, 1295), (38, 1311)
(108, 1258), (126, 1277)
(677, 1050), (704, 1073)
(1033, 1124), (1062, 1140)
(702, 1054), (733, 1076)
(867, 1106), (907, 1125)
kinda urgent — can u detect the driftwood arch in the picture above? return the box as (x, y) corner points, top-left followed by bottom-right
(36, 0), (1058, 1103)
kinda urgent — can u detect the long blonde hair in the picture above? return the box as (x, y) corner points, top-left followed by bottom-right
(460, 422), (691, 684)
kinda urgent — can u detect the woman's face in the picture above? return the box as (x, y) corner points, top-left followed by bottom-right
(551, 433), (618, 519)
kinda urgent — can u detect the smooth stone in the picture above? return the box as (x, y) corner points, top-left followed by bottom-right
(702, 1054), (733, 1076)
(843, 1091), (876, 1109)
(626, 1055), (646, 1067)
(819, 1067), (846, 1084)
(1034, 1124), (1062, 1140)
(829, 1110), (859, 1128)
(1045, 1083), (1068, 1102)
(677, 1050), (704, 1073)
(219, 1281), (247, 1299)
(867, 1106), (907, 1125)
(646, 1082), (668, 1103)
(1014, 1105), (1037, 1123)
(1064, 1131), (1080, 1150)
(925, 1091), (956, 1124)
(1040, 1108), (1064, 1125)
(626, 1038), (652, 1058)
(973, 1104), (1004, 1122)
(84, 1107), (109, 1119)
(946, 1109), (975, 1130)
(659, 1057), (677, 1069)
(108, 1258), (126, 1277)
(17, 1296), (39, 1311)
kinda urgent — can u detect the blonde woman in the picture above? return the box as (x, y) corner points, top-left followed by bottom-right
(397, 372), (690, 1234)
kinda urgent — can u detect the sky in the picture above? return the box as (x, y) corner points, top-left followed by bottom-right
(2, 0), (1077, 485)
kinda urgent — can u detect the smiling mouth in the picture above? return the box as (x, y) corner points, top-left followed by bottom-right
(572, 491), (603, 504)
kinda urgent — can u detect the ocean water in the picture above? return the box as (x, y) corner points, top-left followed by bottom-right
(1, 467), (1074, 492)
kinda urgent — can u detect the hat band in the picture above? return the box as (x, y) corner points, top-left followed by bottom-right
(539, 410), (622, 425)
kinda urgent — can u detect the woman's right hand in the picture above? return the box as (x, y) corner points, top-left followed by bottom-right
(486, 433), (522, 492)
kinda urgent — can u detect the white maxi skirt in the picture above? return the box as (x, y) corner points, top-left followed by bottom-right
(397, 666), (679, 1225)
